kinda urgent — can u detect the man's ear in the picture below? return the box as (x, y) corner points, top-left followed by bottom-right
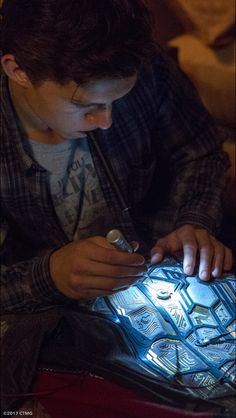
(1, 54), (31, 87)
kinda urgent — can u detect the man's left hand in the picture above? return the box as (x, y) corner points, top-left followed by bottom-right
(150, 224), (233, 281)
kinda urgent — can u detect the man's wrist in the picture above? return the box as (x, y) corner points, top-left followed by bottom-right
(31, 248), (67, 303)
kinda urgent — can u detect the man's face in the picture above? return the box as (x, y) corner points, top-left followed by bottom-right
(21, 75), (137, 140)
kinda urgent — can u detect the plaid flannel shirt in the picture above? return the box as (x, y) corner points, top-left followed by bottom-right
(0, 53), (229, 313)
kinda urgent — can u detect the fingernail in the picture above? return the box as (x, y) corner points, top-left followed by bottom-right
(151, 253), (162, 264)
(200, 270), (208, 280)
(212, 268), (219, 277)
(185, 265), (192, 275)
(133, 257), (145, 265)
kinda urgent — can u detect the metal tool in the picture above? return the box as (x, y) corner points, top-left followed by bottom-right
(106, 229), (134, 253)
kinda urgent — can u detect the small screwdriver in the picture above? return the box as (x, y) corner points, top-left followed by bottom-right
(106, 229), (150, 284)
(106, 229), (134, 253)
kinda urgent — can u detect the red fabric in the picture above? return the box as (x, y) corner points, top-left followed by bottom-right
(33, 370), (213, 418)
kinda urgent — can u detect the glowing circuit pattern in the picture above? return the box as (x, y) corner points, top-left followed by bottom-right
(91, 258), (236, 401)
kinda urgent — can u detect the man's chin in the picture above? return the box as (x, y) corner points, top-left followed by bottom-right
(64, 131), (88, 140)
(77, 131), (88, 138)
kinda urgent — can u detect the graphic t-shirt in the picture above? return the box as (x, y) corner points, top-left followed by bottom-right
(30, 137), (114, 240)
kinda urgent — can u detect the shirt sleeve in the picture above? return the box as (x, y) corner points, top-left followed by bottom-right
(0, 215), (67, 313)
(151, 54), (230, 235)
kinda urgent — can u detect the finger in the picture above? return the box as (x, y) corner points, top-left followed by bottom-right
(100, 248), (145, 266)
(111, 277), (141, 291)
(211, 241), (225, 277)
(74, 275), (142, 294)
(196, 232), (214, 281)
(150, 245), (165, 264)
(223, 246), (233, 272)
(74, 259), (147, 278)
(89, 236), (139, 254)
(181, 237), (198, 275)
(76, 240), (145, 266)
(87, 235), (116, 250)
(150, 230), (183, 264)
(182, 241), (198, 275)
(173, 226), (197, 275)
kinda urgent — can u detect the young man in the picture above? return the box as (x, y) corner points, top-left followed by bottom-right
(1, 0), (233, 314)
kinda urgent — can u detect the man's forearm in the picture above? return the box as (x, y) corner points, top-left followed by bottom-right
(1, 250), (66, 313)
(172, 151), (229, 234)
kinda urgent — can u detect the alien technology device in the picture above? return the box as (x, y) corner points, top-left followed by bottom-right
(89, 256), (236, 413)
(106, 229), (134, 253)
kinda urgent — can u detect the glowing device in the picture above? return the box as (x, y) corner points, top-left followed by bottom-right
(90, 257), (236, 407)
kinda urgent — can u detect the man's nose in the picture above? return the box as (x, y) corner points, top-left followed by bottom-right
(85, 108), (112, 130)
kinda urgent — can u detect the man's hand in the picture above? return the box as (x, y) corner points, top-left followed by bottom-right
(150, 224), (233, 281)
(50, 236), (146, 299)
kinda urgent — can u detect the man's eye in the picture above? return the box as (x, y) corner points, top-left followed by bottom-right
(72, 103), (108, 111)
(73, 103), (91, 109)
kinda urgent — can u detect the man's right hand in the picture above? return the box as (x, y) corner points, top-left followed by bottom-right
(49, 236), (147, 300)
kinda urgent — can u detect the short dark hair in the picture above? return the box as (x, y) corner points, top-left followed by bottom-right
(1, 0), (156, 85)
